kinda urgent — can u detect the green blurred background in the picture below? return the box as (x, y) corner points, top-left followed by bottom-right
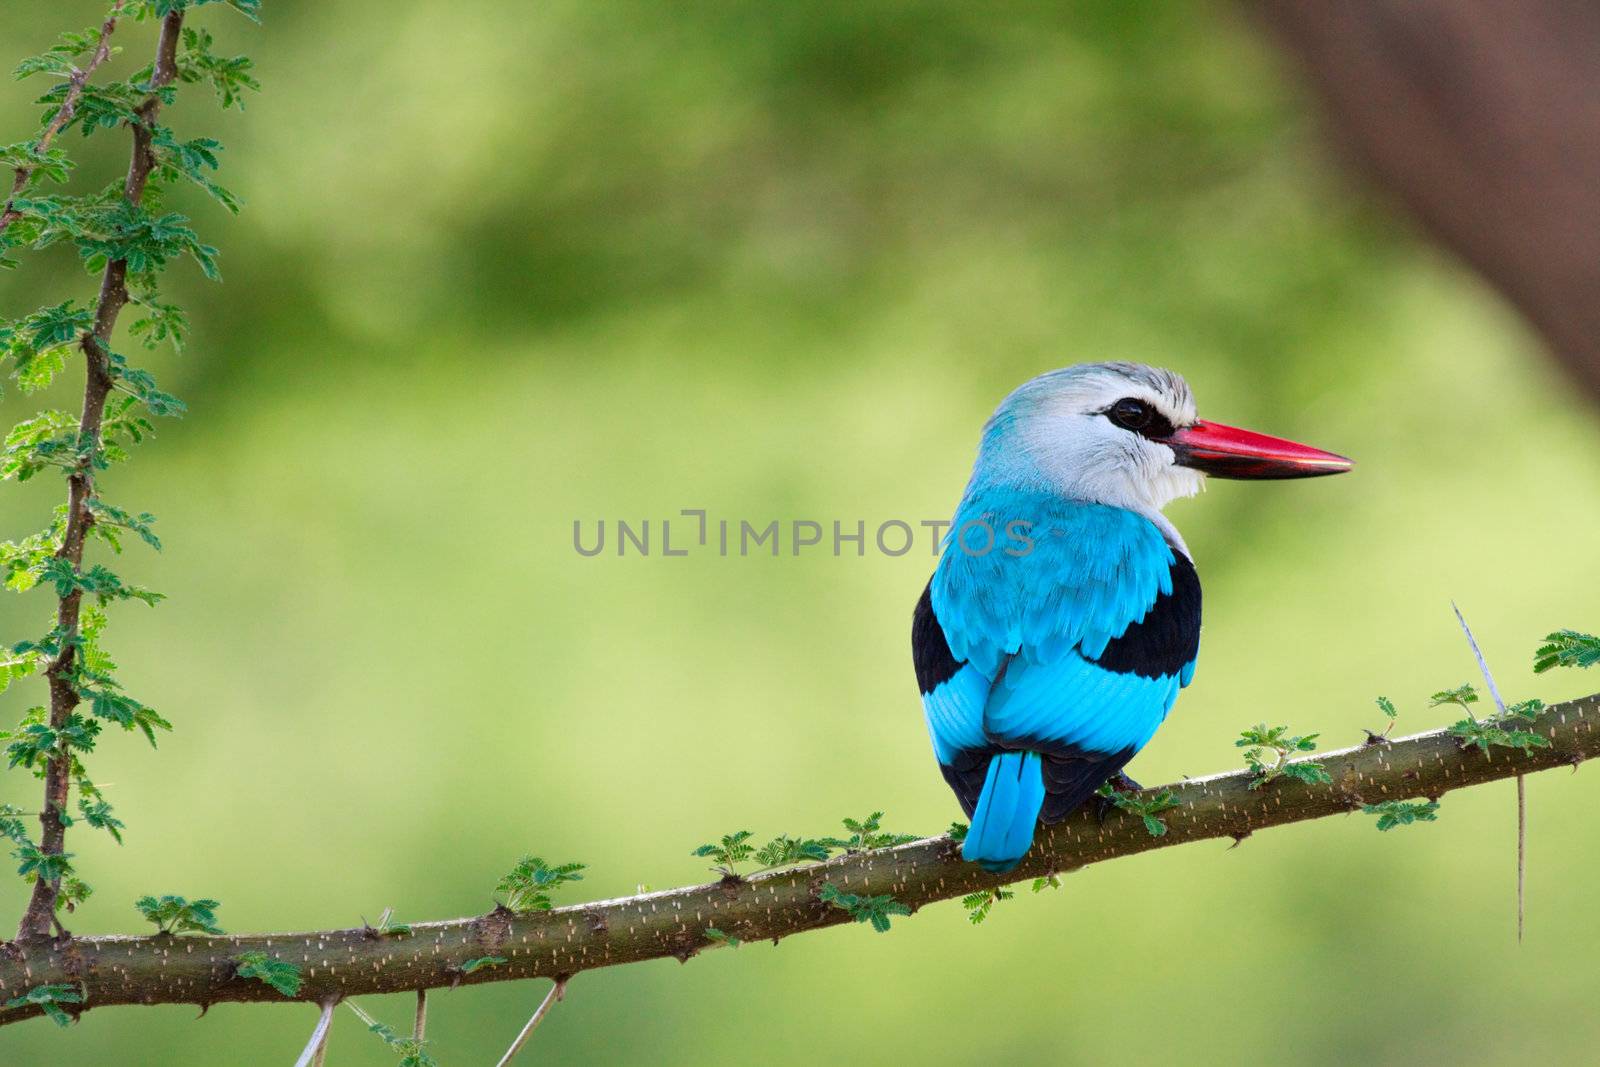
(3, 2), (1600, 1064)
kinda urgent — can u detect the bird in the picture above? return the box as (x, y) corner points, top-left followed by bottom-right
(913, 362), (1351, 872)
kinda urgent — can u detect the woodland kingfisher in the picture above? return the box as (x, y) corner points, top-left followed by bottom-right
(913, 362), (1351, 872)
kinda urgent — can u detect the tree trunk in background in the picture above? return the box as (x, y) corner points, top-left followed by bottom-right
(1253, 0), (1600, 403)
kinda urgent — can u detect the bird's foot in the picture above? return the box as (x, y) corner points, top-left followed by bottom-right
(1093, 771), (1145, 824)
(1108, 770), (1143, 793)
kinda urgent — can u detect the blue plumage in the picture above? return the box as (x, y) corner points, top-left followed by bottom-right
(914, 491), (1200, 872)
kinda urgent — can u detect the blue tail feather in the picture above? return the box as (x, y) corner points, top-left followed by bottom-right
(962, 751), (1046, 873)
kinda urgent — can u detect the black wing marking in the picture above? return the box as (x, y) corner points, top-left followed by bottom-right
(1090, 549), (1201, 679)
(912, 578), (962, 695)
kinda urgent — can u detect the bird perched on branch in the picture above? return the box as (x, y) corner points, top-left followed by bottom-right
(914, 363), (1350, 872)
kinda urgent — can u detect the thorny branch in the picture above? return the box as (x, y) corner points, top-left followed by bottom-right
(1, 690), (1596, 1028)
(16, 7), (187, 944)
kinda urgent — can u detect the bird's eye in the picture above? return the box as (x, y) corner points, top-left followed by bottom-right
(1108, 397), (1153, 432)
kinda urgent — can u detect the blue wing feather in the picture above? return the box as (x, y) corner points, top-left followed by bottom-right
(919, 490), (1198, 831)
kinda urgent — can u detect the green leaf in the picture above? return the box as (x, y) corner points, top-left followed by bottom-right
(85, 499), (162, 551)
(817, 811), (918, 853)
(2, 410), (80, 481)
(0, 142), (73, 188)
(1280, 762), (1334, 786)
(127, 292), (189, 353)
(135, 893), (223, 934)
(494, 856), (585, 912)
(1097, 784), (1181, 835)
(15, 842), (74, 882)
(818, 881), (912, 934)
(0, 804), (30, 844)
(109, 353), (187, 417)
(78, 795), (124, 843)
(1429, 685), (1480, 712)
(55, 875), (93, 914)
(4, 983), (83, 1028)
(235, 952), (301, 997)
(1376, 696), (1397, 720)
(1533, 630), (1600, 673)
(1448, 697), (1549, 754)
(691, 830), (756, 875)
(752, 833), (832, 870)
(1237, 722), (1328, 789)
(176, 25), (262, 109)
(960, 886), (1014, 924)
(1363, 799), (1440, 832)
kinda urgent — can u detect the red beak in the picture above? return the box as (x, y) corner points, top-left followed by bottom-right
(1168, 420), (1353, 480)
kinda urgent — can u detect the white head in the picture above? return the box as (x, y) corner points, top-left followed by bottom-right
(967, 360), (1352, 530)
(972, 362), (1203, 515)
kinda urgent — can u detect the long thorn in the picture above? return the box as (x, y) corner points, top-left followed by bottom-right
(293, 1000), (336, 1067)
(1452, 602), (1505, 718)
(1451, 602), (1525, 942)
(414, 988), (427, 1042)
(494, 977), (569, 1067)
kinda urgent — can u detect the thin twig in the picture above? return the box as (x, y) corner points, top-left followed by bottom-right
(292, 1000), (336, 1067)
(1452, 602), (1526, 941)
(0, 1), (124, 236)
(414, 988), (427, 1042)
(494, 978), (569, 1067)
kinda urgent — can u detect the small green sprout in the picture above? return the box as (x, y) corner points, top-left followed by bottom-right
(819, 812), (918, 853)
(947, 821), (968, 842)
(1096, 783), (1180, 836)
(960, 886), (1014, 924)
(1364, 799), (1440, 831)
(692, 830), (756, 877)
(1429, 684), (1480, 714)
(460, 956), (507, 975)
(495, 856), (585, 912)
(134, 893), (222, 935)
(55, 875), (91, 914)
(752, 834), (833, 871)
(695, 830), (839, 878)
(1365, 696), (1399, 743)
(1534, 630), (1600, 673)
(818, 882), (912, 933)
(1236, 723), (1332, 789)
(1448, 698), (1550, 755)
(5, 983), (82, 1027)
(235, 952), (302, 997)
(1031, 873), (1062, 893)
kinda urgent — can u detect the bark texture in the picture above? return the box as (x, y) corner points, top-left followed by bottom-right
(3, 691), (1596, 1028)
